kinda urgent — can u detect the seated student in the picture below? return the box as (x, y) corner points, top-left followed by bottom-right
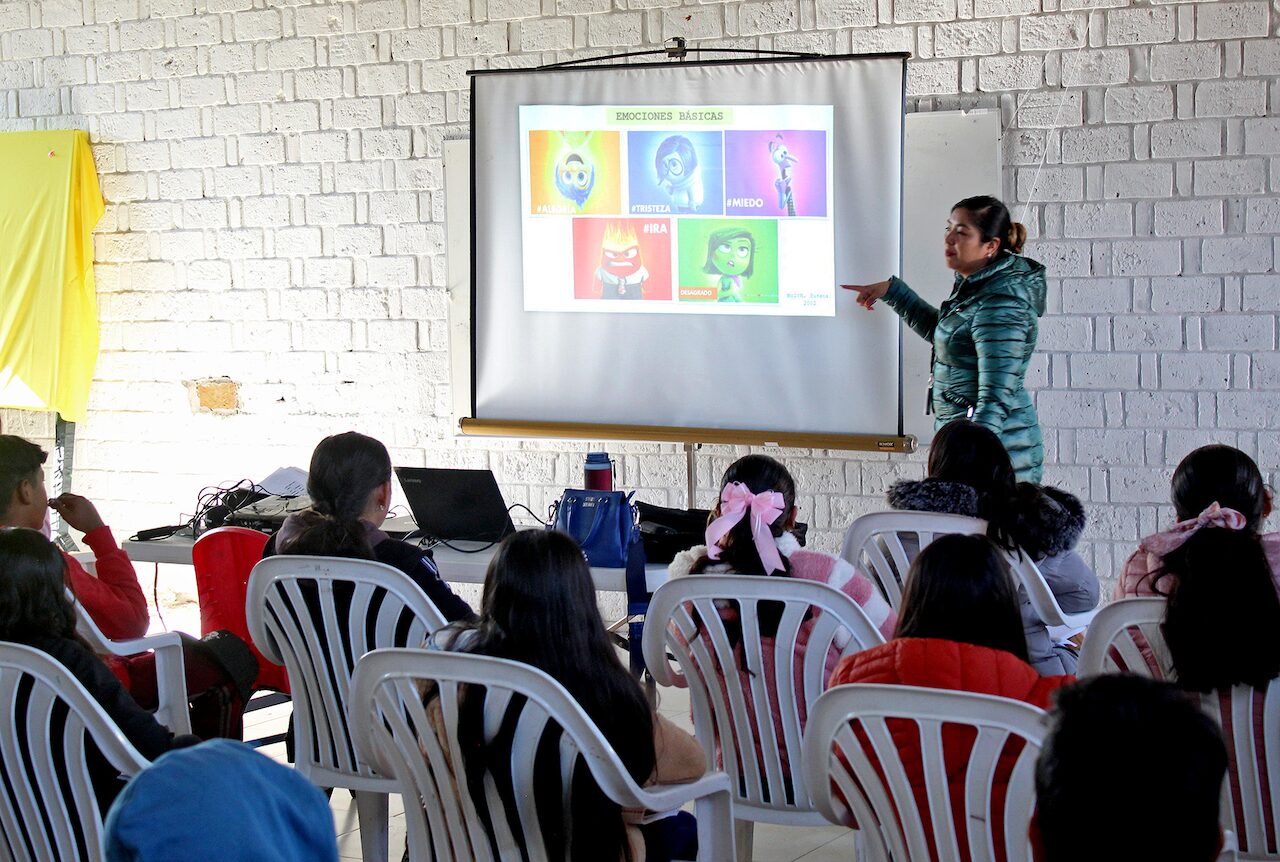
(104, 739), (338, 862)
(670, 453), (897, 643)
(667, 454), (896, 784)
(430, 530), (704, 862)
(1118, 443), (1280, 599)
(0, 529), (199, 809)
(0, 435), (148, 640)
(1032, 675), (1228, 862)
(887, 418), (1098, 674)
(830, 532), (1072, 705)
(829, 534), (1073, 862)
(267, 431), (475, 623)
(0, 435), (250, 739)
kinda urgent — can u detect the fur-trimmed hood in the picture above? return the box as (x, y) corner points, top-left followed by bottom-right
(887, 479), (1086, 556)
(887, 480), (980, 518)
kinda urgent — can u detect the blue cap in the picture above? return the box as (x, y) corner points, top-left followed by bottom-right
(104, 739), (338, 862)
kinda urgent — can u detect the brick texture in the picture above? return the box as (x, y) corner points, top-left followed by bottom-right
(0, 0), (1275, 599)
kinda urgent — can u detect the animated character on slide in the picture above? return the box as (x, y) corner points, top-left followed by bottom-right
(595, 222), (648, 299)
(655, 135), (703, 213)
(769, 134), (798, 216)
(703, 228), (755, 302)
(554, 132), (596, 210)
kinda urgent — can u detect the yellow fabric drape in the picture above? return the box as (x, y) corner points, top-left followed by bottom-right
(0, 130), (105, 422)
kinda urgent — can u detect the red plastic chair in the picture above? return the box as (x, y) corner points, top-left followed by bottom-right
(192, 526), (289, 694)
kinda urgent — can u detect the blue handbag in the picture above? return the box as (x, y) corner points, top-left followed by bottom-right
(550, 489), (638, 568)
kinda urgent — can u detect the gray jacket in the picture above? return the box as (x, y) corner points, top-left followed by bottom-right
(886, 479), (1099, 676)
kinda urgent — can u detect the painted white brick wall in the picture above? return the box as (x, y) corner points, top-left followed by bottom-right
(0, 0), (1276, 598)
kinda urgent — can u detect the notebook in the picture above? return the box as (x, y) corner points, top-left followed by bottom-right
(394, 467), (516, 543)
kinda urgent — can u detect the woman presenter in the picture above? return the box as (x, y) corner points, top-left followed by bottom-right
(845, 196), (1047, 481)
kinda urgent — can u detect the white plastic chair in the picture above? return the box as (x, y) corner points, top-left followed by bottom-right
(70, 591), (192, 736)
(802, 683), (1048, 862)
(642, 574), (885, 861)
(1200, 683), (1280, 861)
(840, 511), (987, 610)
(349, 648), (736, 861)
(246, 555), (448, 862)
(1076, 597), (1171, 680)
(841, 510), (1099, 630)
(0, 642), (149, 862)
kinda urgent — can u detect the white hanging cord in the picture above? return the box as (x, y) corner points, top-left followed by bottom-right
(1013, 3), (1105, 226)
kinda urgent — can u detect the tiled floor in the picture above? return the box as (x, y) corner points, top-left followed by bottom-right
(242, 674), (860, 862)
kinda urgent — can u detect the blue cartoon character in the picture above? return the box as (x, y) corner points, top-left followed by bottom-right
(655, 135), (703, 213)
(768, 134), (798, 216)
(703, 228), (755, 302)
(553, 131), (596, 210)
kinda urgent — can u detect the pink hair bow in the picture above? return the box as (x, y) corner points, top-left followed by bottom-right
(705, 482), (787, 574)
(1142, 502), (1248, 556)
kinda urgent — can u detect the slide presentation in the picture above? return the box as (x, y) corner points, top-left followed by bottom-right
(471, 57), (905, 437)
(519, 105), (835, 316)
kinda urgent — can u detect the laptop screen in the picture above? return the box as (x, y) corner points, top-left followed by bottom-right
(394, 467), (516, 543)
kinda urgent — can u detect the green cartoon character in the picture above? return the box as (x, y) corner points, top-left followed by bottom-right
(703, 228), (755, 302)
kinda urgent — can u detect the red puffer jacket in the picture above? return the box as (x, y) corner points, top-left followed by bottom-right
(827, 638), (1073, 862)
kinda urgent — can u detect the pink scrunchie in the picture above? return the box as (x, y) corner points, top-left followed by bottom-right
(705, 482), (786, 574)
(1142, 502), (1248, 556)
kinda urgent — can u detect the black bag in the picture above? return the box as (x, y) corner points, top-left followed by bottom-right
(635, 500), (810, 563)
(635, 502), (710, 564)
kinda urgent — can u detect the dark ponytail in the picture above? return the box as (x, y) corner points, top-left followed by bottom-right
(1162, 529), (1280, 693)
(278, 431), (391, 560)
(1171, 444), (1267, 531)
(954, 195), (1026, 255)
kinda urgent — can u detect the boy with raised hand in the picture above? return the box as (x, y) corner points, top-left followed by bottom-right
(0, 435), (148, 640)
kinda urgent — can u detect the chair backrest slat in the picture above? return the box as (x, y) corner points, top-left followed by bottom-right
(1200, 684), (1280, 859)
(246, 555), (447, 787)
(1076, 598), (1170, 680)
(350, 650), (666, 862)
(803, 684), (1047, 862)
(0, 644), (148, 862)
(840, 511), (988, 610)
(642, 574), (885, 819)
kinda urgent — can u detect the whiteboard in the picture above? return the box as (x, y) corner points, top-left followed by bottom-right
(900, 110), (1003, 442)
(446, 108), (1001, 444)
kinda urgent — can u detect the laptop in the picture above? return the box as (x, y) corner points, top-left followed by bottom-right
(394, 467), (516, 543)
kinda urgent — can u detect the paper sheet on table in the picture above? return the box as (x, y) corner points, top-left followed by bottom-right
(260, 466), (308, 497)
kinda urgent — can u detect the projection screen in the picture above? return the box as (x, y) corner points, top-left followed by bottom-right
(470, 55), (906, 442)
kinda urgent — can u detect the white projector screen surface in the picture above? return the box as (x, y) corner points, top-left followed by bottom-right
(472, 56), (905, 438)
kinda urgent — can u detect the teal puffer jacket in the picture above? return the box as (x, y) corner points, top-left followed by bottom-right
(885, 252), (1046, 482)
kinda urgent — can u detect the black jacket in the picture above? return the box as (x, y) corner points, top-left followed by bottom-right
(24, 635), (195, 810)
(263, 525), (476, 624)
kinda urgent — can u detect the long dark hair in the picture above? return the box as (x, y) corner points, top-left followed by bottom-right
(0, 528), (78, 642)
(953, 195), (1026, 255)
(895, 533), (1030, 662)
(457, 530), (654, 861)
(278, 432), (390, 559)
(928, 419), (1023, 553)
(1162, 528), (1280, 693)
